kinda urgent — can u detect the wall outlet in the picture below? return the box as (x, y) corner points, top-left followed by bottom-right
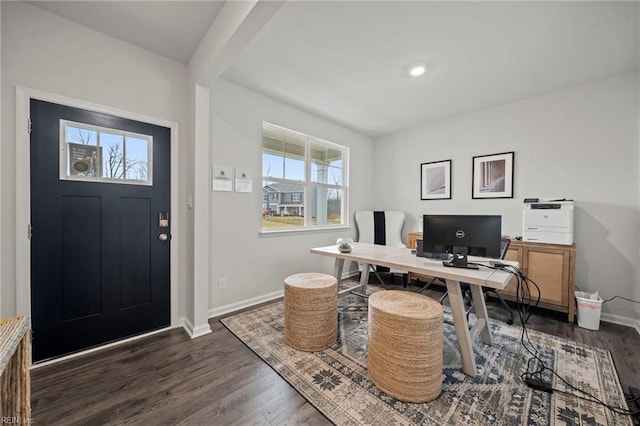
(218, 278), (226, 290)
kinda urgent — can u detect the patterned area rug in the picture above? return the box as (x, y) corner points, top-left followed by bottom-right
(221, 290), (631, 425)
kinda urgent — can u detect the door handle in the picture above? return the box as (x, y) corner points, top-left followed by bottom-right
(159, 212), (169, 228)
(158, 233), (169, 241)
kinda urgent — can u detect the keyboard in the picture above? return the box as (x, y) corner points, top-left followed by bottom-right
(417, 251), (452, 261)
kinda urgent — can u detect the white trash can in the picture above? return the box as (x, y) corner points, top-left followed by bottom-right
(575, 291), (603, 330)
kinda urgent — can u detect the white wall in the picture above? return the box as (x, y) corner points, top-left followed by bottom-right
(374, 72), (640, 323)
(3, 1), (637, 333)
(0, 2), (3, 316)
(1, 2), (189, 316)
(209, 79), (373, 312)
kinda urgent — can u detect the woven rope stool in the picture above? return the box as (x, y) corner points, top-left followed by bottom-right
(368, 290), (444, 403)
(284, 272), (338, 352)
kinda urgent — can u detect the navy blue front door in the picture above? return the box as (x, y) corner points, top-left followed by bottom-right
(30, 99), (171, 362)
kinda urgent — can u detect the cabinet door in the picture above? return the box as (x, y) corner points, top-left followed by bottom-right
(500, 246), (523, 297)
(525, 247), (569, 307)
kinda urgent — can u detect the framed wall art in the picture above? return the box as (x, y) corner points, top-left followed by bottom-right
(472, 151), (514, 199)
(421, 159), (451, 200)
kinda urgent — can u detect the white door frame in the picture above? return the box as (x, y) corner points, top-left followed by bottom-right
(15, 86), (180, 330)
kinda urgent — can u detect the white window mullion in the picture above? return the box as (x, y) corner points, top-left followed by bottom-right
(122, 134), (127, 180)
(97, 130), (101, 179)
(282, 134), (287, 180)
(304, 137), (311, 227)
(342, 149), (349, 226)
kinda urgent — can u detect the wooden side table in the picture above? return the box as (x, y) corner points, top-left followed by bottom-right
(0, 316), (31, 419)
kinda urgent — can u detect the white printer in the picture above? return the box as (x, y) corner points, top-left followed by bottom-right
(522, 199), (574, 245)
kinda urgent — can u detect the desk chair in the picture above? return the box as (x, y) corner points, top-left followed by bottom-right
(420, 238), (514, 325)
(355, 211), (409, 287)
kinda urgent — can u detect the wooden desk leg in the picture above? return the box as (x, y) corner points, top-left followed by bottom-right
(469, 284), (493, 346)
(359, 264), (370, 295)
(332, 258), (344, 285)
(568, 290), (575, 324)
(445, 279), (477, 377)
(333, 258), (347, 296)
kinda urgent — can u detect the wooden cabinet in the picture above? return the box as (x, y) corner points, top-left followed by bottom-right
(501, 240), (576, 323)
(407, 232), (422, 249)
(406, 232), (436, 282)
(406, 233), (576, 323)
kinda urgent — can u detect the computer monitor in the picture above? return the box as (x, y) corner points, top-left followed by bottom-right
(422, 215), (502, 258)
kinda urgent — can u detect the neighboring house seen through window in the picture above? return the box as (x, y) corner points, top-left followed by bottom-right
(262, 122), (348, 230)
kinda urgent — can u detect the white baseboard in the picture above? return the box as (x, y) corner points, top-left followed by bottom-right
(181, 316), (212, 339)
(600, 312), (640, 335)
(208, 289), (284, 319)
(207, 271), (360, 319)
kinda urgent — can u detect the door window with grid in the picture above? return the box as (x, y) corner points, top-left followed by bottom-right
(59, 120), (152, 185)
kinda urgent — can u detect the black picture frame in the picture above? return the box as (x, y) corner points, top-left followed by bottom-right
(420, 159), (452, 200)
(472, 151), (514, 199)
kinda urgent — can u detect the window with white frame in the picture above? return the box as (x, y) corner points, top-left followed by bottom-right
(261, 122), (348, 230)
(59, 120), (152, 185)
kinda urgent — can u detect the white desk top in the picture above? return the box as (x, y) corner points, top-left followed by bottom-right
(310, 242), (518, 290)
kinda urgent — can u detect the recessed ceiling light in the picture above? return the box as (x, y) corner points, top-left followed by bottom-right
(410, 66), (426, 77)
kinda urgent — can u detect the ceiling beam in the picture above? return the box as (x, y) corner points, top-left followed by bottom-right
(188, 0), (284, 85)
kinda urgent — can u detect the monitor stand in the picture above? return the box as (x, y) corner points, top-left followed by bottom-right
(443, 261), (479, 270)
(442, 253), (480, 270)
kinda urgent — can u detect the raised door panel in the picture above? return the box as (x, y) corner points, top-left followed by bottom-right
(526, 249), (568, 307)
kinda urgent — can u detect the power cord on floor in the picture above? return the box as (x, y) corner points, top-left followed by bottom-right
(478, 263), (640, 417)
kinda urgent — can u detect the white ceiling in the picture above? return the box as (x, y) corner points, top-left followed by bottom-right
(27, 1), (639, 138)
(27, 1), (224, 65)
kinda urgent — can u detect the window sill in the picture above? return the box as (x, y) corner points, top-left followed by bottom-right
(259, 225), (351, 237)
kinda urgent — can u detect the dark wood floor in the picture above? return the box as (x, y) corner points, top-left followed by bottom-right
(31, 279), (640, 425)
